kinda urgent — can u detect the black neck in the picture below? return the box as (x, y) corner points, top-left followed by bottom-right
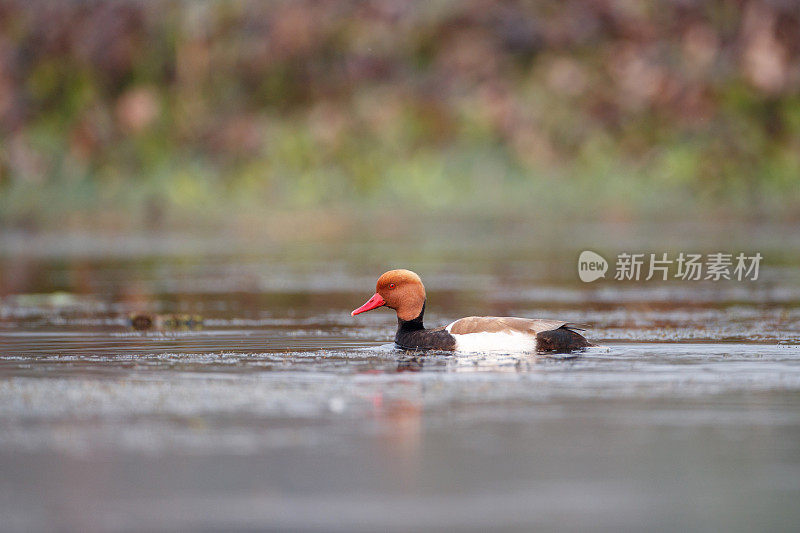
(393, 300), (456, 351)
(397, 300), (425, 331)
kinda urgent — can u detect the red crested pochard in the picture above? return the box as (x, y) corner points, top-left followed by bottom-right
(352, 269), (592, 353)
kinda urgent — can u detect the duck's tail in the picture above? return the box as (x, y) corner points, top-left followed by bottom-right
(536, 326), (593, 353)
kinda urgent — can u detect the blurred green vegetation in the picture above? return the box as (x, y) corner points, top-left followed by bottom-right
(1, 0), (799, 226)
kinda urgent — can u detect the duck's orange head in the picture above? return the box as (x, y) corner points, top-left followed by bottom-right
(351, 269), (426, 321)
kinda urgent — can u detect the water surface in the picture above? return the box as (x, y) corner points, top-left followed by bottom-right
(1, 221), (799, 532)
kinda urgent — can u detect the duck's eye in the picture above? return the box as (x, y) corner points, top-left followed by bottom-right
(389, 283), (396, 289)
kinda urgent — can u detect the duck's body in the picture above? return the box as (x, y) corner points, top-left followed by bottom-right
(353, 270), (592, 354)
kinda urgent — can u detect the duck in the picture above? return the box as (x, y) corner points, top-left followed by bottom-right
(351, 269), (592, 353)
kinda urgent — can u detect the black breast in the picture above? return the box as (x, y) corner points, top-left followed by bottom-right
(394, 309), (456, 351)
(395, 326), (456, 351)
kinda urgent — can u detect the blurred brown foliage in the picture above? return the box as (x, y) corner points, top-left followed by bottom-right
(0, 0), (799, 223)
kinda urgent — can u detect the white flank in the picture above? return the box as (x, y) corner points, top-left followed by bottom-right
(445, 323), (536, 353)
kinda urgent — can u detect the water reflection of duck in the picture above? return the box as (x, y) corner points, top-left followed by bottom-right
(396, 357), (424, 372)
(352, 269), (592, 354)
